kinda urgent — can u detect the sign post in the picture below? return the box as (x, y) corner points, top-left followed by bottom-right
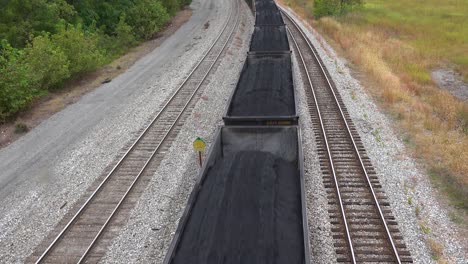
(192, 137), (206, 167)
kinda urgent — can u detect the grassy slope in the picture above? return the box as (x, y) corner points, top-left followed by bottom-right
(356, 0), (468, 81)
(281, 0), (467, 224)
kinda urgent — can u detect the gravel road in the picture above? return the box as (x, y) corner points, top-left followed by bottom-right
(0, 0), (234, 262)
(282, 6), (467, 263)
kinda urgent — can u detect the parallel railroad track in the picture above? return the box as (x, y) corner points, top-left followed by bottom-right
(281, 8), (413, 263)
(30, 0), (240, 263)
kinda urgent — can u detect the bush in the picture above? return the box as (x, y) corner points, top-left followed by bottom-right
(24, 34), (70, 90)
(126, 0), (170, 40)
(0, 0), (77, 48)
(314, 0), (340, 17)
(314, 0), (363, 18)
(0, 40), (41, 119)
(1, 0), (189, 120)
(52, 24), (104, 75)
(115, 15), (138, 51)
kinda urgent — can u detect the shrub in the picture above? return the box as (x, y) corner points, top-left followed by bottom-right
(314, 0), (363, 18)
(52, 24), (104, 75)
(24, 34), (70, 90)
(314, 0), (340, 17)
(126, 0), (170, 40)
(0, 40), (42, 120)
(160, 0), (181, 15)
(0, 0), (77, 48)
(115, 15), (138, 51)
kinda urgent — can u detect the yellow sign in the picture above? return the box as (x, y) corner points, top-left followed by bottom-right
(193, 137), (206, 152)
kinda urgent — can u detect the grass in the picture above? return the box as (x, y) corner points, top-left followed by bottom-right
(427, 238), (445, 262)
(280, 0), (468, 218)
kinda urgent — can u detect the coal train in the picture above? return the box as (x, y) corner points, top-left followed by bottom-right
(164, 0), (310, 263)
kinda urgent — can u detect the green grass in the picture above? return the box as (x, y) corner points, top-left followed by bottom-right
(428, 167), (467, 211)
(343, 0), (468, 80)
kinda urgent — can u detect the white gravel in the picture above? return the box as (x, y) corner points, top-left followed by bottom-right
(282, 5), (467, 264)
(292, 47), (337, 263)
(0, 0), (231, 262)
(100, 1), (253, 262)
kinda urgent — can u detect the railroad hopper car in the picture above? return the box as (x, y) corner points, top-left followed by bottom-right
(163, 1), (310, 263)
(224, 0), (294, 125)
(254, 1), (284, 26)
(254, 0), (278, 11)
(223, 53), (298, 125)
(249, 25), (289, 52)
(164, 126), (310, 264)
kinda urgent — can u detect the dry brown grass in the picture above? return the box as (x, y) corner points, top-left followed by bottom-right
(279, 0), (468, 212)
(427, 238), (445, 262)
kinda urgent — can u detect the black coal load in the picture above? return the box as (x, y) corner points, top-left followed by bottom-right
(254, 0), (278, 11)
(171, 151), (304, 264)
(227, 54), (294, 117)
(255, 8), (284, 25)
(250, 26), (289, 52)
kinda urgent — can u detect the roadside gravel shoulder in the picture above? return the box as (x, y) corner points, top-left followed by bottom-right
(0, 0), (229, 262)
(282, 5), (467, 263)
(100, 1), (253, 262)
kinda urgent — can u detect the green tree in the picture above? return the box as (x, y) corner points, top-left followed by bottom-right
(52, 24), (104, 75)
(70, 0), (134, 35)
(0, 40), (40, 119)
(126, 0), (170, 40)
(24, 34), (70, 90)
(0, 0), (76, 47)
(115, 15), (137, 50)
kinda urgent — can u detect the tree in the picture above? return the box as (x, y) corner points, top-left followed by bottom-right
(126, 0), (170, 40)
(0, 40), (41, 119)
(52, 24), (104, 75)
(24, 34), (70, 89)
(0, 0), (76, 47)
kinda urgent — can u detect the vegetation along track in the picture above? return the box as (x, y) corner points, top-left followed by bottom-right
(281, 8), (413, 263)
(30, 0), (240, 263)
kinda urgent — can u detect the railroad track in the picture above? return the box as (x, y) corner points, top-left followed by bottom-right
(30, 1), (240, 263)
(281, 8), (413, 263)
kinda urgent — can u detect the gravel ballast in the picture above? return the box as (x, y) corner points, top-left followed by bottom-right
(250, 26), (289, 52)
(0, 0), (233, 262)
(99, 1), (254, 262)
(291, 47), (338, 263)
(281, 5), (467, 263)
(227, 54), (294, 117)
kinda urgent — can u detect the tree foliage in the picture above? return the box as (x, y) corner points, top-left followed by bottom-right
(126, 0), (170, 39)
(52, 24), (104, 75)
(24, 34), (71, 89)
(0, 0), (192, 120)
(0, 40), (40, 118)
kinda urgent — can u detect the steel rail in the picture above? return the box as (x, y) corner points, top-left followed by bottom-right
(281, 7), (401, 264)
(285, 22), (357, 264)
(77, 1), (240, 262)
(35, 0), (239, 262)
